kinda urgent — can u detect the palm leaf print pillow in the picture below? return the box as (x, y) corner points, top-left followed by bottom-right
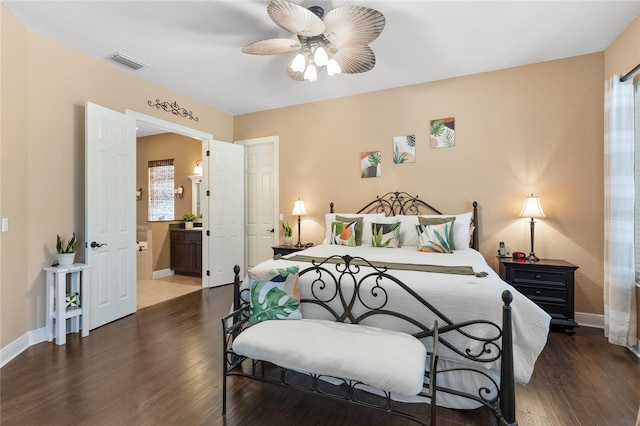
(371, 222), (401, 248)
(416, 223), (453, 253)
(331, 220), (358, 246)
(248, 266), (301, 325)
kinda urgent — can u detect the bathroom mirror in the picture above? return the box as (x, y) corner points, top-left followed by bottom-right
(189, 175), (203, 217)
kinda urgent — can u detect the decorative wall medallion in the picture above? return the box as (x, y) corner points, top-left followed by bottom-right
(430, 117), (455, 148)
(148, 99), (199, 122)
(393, 135), (416, 163)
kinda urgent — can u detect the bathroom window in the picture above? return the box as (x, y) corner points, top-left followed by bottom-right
(148, 159), (175, 221)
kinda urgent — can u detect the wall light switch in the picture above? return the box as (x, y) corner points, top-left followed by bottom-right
(1, 218), (8, 233)
(279, 213), (283, 221)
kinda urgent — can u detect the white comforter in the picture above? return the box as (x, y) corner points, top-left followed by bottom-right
(245, 244), (550, 386)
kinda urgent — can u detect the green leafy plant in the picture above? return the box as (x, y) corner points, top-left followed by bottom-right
(249, 281), (300, 324)
(282, 222), (292, 237)
(183, 212), (197, 222)
(372, 226), (392, 247)
(367, 151), (381, 167)
(56, 233), (77, 254)
(393, 143), (408, 164)
(431, 119), (445, 137)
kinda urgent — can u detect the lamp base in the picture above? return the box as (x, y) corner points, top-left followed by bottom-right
(526, 253), (540, 262)
(295, 242), (304, 249)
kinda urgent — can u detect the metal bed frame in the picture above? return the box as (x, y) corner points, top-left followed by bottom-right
(222, 254), (516, 425)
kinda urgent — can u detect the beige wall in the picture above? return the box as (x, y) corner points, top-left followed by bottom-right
(235, 53), (606, 316)
(136, 133), (202, 271)
(0, 5), (233, 348)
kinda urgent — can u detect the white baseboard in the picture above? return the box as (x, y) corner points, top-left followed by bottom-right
(575, 311), (604, 329)
(1, 327), (46, 368)
(152, 268), (174, 279)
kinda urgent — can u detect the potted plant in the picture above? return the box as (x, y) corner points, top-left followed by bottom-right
(282, 222), (293, 246)
(56, 232), (77, 266)
(183, 212), (197, 229)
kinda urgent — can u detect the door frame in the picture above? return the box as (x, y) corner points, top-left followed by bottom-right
(125, 109), (212, 287)
(235, 136), (280, 264)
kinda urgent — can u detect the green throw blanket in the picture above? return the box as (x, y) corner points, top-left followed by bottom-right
(280, 254), (488, 277)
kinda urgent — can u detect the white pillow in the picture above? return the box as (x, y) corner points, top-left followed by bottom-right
(323, 213), (386, 245)
(396, 215), (420, 247)
(419, 212), (473, 250)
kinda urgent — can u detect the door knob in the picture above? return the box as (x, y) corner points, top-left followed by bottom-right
(268, 228), (275, 233)
(90, 241), (108, 248)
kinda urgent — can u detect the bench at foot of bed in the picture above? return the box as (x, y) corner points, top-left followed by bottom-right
(223, 310), (440, 425)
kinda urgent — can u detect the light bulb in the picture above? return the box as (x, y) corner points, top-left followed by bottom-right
(313, 46), (328, 67)
(327, 58), (342, 76)
(291, 53), (306, 73)
(304, 64), (317, 81)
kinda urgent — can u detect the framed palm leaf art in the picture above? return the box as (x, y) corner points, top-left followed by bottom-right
(393, 135), (416, 163)
(430, 117), (455, 148)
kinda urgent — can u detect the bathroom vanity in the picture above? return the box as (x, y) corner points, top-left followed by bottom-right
(170, 229), (202, 276)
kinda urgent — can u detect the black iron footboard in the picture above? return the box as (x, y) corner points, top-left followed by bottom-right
(222, 255), (517, 426)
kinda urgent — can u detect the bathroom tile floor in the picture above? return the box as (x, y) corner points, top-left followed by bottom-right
(137, 274), (202, 309)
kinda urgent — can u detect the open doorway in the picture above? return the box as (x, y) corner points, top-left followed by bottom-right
(127, 110), (211, 309)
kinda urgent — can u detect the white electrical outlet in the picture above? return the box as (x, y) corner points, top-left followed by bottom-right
(1, 218), (8, 233)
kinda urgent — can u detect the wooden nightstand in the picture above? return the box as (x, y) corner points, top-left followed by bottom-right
(498, 258), (579, 335)
(272, 245), (304, 256)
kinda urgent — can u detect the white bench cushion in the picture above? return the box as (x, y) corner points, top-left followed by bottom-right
(232, 318), (427, 396)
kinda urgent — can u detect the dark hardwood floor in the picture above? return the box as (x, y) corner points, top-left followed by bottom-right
(1, 285), (639, 426)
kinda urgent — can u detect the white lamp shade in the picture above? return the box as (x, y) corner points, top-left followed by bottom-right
(313, 46), (328, 67)
(520, 195), (545, 218)
(292, 199), (307, 216)
(304, 64), (317, 82)
(327, 58), (342, 76)
(291, 53), (306, 72)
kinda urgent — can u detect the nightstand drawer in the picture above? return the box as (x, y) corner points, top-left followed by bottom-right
(513, 284), (566, 305)
(498, 258), (578, 335)
(511, 269), (567, 287)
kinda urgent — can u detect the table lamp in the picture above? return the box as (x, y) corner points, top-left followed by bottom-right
(291, 198), (307, 248)
(520, 194), (545, 262)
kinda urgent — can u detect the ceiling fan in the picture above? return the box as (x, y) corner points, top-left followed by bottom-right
(242, 0), (385, 82)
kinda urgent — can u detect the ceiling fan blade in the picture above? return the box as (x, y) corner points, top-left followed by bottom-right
(323, 6), (385, 48)
(332, 45), (376, 74)
(242, 38), (301, 55)
(267, 0), (325, 37)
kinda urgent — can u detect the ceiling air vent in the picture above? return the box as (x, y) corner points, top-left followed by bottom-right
(109, 52), (148, 70)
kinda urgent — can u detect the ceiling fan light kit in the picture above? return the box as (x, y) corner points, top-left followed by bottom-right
(242, 0), (385, 82)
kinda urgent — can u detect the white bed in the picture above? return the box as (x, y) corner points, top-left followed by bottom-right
(234, 193), (551, 412)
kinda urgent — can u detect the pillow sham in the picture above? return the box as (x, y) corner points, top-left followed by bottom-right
(323, 213), (385, 245)
(371, 221), (401, 248)
(248, 266), (301, 325)
(331, 220), (358, 246)
(416, 223), (453, 253)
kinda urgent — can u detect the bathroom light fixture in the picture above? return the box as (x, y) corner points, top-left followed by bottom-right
(136, 188), (143, 201)
(519, 194), (545, 262)
(193, 159), (202, 175)
(291, 198), (307, 248)
(175, 186), (184, 199)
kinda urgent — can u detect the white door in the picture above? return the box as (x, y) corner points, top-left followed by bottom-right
(85, 102), (137, 329)
(236, 136), (279, 269)
(207, 140), (245, 286)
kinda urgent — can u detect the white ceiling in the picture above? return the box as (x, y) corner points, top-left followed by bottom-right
(4, 1), (640, 116)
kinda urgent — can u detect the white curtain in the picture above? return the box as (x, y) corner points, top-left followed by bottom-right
(604, 75), (637, 347)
